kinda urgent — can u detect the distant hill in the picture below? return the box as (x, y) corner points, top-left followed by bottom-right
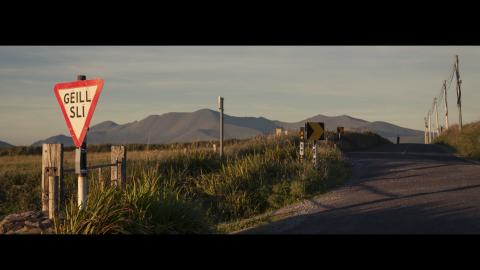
(275, 115), (423, 143)
(32, 109), (424, 145)
(32, 135), (74, 147)
(0, 140), (14, 148)
(274, 114), (370, 130)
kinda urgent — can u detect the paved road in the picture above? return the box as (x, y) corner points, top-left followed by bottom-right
(242, 143), (480, 234)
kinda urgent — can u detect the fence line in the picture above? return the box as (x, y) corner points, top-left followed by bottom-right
(42, 144), (127, 219)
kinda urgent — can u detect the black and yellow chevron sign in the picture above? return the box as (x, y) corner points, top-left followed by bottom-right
(305, 122), (325, 141)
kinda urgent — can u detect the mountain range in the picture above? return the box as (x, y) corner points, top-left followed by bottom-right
(31, 109), (424, 146)
(0, 140), (13, 147)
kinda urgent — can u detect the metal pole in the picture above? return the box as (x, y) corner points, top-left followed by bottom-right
(299, 127), (305, 163)
(428, 113), (432, 143)
(218, 96), (224, 159)
(434, 97), (440, 136)
(424, 126), (427, 144)
(443, 80), (449, 130)
(424, 117), (428, 144)
(312, 140), (318, 169)
(76, 75), (88, 210)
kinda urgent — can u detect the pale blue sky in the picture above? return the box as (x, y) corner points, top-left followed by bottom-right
(1, 46), (479, 145)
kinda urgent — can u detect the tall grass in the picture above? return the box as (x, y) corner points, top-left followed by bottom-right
(2, 132), (393, 233)
(52, 135), (351, 233)
(434, 122), (480, 160)
(54, 170), (211, 234)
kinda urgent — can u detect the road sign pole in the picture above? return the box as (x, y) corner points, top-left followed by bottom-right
(75, 75), (88, 210)
(434, 98), (440, 136)
(312, 140), (318, 169)
(424, 117), (428, 144)
(299, 127), (305, 163)
(218, 96), (224, 159)
(428, 113), (432, 143)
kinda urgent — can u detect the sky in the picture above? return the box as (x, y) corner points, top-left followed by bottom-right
(0, 46), (479, 146)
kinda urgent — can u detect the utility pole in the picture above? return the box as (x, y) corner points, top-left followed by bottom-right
(76, 75), (88, 210)
(443, 80), (449, 130)
(218, 96), (224, 159)
(434, 97), (440, 136)
(455, 55), (463, 130)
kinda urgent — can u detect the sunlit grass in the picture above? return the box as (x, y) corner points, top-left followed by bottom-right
(434, 122), (480, 160)
(0, 133), (393, 233)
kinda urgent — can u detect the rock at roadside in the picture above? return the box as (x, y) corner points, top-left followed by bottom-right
(0, 210), (53, 234)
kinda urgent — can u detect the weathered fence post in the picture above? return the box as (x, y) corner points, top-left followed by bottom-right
(98, 168), (106, 191)
(46, 167), (58, 219)
(111, 146), (127, 189)
(42, 144), (63, 216)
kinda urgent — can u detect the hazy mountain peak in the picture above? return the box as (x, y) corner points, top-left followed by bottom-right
(31, 108), (424, 145)
(0, 140), (14, 147)
(91, 120), (119, 132)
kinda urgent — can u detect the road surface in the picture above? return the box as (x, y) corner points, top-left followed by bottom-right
(241, 143), (480, 234)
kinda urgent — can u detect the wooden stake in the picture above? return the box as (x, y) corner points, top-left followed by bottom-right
(111, 146), (127, 189)
(42, 144), (63, 213)
(46, 167), (58, 219)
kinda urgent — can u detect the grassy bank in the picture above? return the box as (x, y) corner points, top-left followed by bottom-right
(434, 122), (480, 160)
(53, 135), (349, 233)
(1, 132), (390, 233)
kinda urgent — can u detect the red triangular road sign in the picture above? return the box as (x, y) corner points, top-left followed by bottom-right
(53, 79), (104, 148)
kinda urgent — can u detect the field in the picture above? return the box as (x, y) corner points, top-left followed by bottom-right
(0, 132), (389, 234)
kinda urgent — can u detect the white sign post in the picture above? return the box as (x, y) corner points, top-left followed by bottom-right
(54, 75), (104, 209)
(218, 96), (224, 159)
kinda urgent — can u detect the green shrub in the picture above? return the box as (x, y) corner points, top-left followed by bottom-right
(434, 122), (480, 160)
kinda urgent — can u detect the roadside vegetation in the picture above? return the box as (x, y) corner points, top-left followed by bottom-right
(327, 130), (392, 151)
(1, 131), (390, 233)
(434, 122), (480, 160)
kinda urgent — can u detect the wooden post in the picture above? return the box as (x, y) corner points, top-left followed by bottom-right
(111, 146), (127, 189)
(98, 168), (107, 191)
(42, 144), (63, 214)
(46, 167), (58, 219)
